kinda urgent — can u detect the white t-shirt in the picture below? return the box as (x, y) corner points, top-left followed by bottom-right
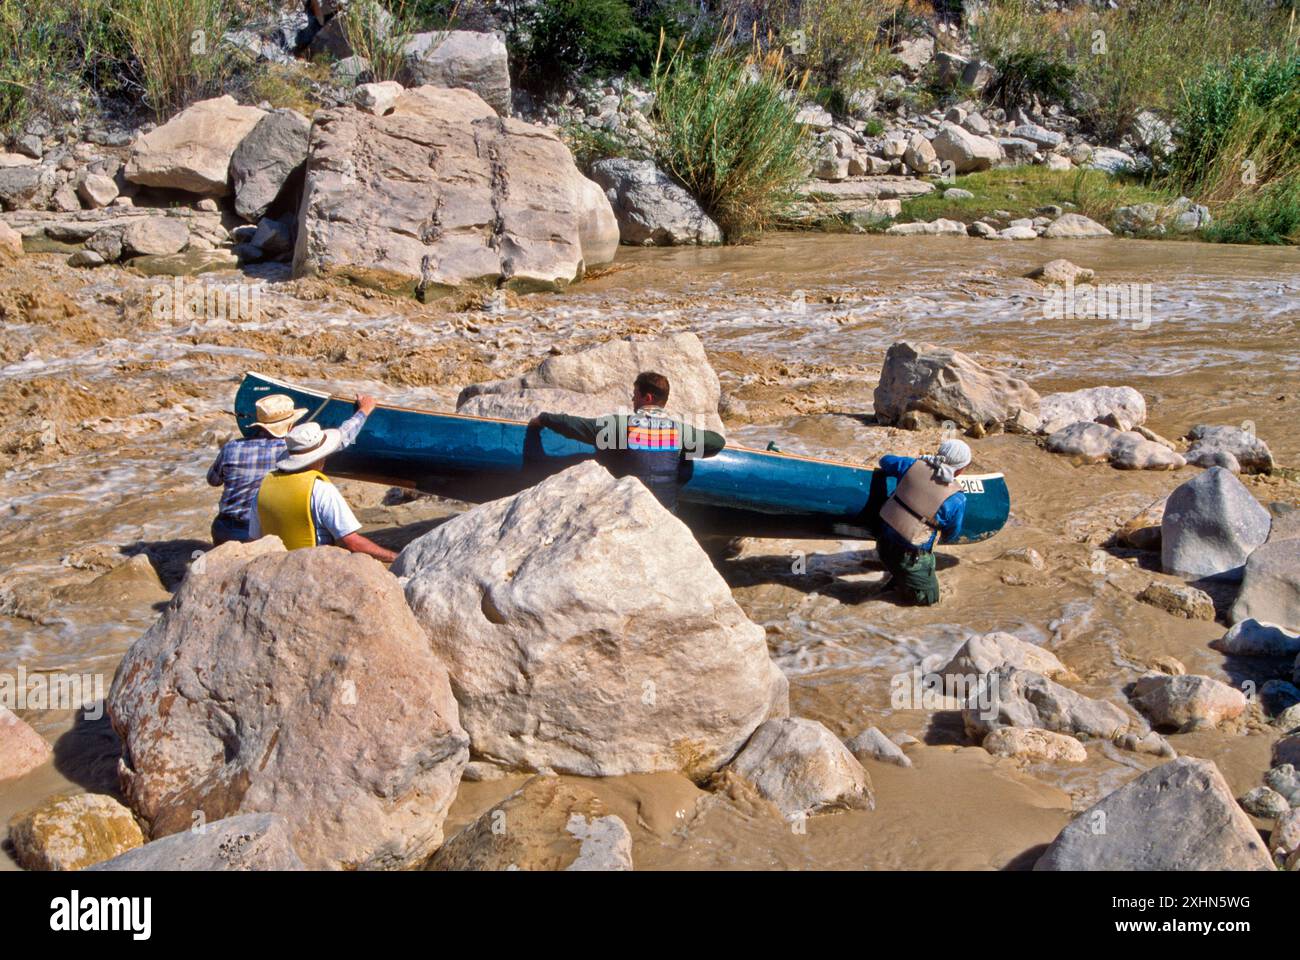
(250, 478), (362, 545)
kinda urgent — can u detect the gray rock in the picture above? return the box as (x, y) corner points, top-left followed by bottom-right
(1010, 123), (1064, 149)
(251, 215), (294, 259)
(1265, 764), (1300, 804)
(67, 249), (106, 268)
(122, 217), (189, 257)
(589, 158), (721, 246)
(0, 165), (55, 210)
(939, 632), (1074, 684)
(964, 666), (1131, 741)
(1042, 213), (1112, 238)
(932, 122), (1001, 173)
(1240, 786), (1291, 819)
(1035, 758), (1273, 870)
(1230, 540), (1300, 631)
(1261, 681), (1300, 718)
(872, 340), (1040, 435)
(87, 813), (305, 871)
(230, 108), (311, 222)
(124, 95), (266, 197)
(1037, 386), (1146, 434)
(1185, 424), (1274, 475)
(997, 137), (1038, 162)
(1211, 619), (1300, 657)
(85, 226), (124, 262)
(724, 718), (874, 820)
(1161, 467), (1272, 581)
(1045, 421), (1184, 470)
(1085, 147), (1136, 175)
(402, 31), (511, 116)
(845, 726), (912, 768)
(393, 461), (788, 779)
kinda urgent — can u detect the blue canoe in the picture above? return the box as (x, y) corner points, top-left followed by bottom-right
(234, 372), (1010, 544)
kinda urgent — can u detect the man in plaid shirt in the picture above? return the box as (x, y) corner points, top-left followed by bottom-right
(206, 392), (376, 544)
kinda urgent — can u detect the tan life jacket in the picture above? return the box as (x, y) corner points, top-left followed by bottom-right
(879, 460), (960, 548)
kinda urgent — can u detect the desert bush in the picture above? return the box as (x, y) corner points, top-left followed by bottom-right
(114, 0), (235, 119)
(342, 0), (421, 83)
(650, 37), (810, 241)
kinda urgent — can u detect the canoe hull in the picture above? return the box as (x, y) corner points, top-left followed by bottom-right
(234, 372), (1010, 544)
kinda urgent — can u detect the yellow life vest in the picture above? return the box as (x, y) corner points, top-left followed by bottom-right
(256, 469), (328, 550)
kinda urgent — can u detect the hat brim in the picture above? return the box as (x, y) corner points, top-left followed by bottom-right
(276, 428), (344, 472)
(258, 407), (308, 438)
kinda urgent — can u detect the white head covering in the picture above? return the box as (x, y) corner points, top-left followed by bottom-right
(276, 422), (344, 472)
(922, 438), (972, 483)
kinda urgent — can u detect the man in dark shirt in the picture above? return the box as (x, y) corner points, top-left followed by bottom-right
(529, 371), (725, 512)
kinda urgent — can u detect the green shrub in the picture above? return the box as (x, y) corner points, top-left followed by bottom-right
(115, 0), (235, 119)
(510, 0), (645, 96)
(342, 0), (419, 83)
(650, 39), (810, 242)
(0, 0), (82, 135)
(562, 121), (639, 172)
(1204, 175), (1300, 244)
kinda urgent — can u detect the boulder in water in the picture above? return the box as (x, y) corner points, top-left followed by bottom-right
(1211, 619), (1300, 657)
(1136, 580), (1216, 620)
(1129, 673), (1247, 732)
(1034, 758), (1273, 870)
(87, 813), (305, 871)
(1044, 421), (1183, 470)
(457, 332), (724, 432)
(845, 726), (912, 768)
(1184, 424), (1274, 475)
(108, 539), (469, 870)
(963, 666), (1131, 741)
(1037, 386), (1146, 434)
(723, 718), (874, 820)
(393, 461), (789, 779)
(1229, 539), (1300, 632)
(589, 158), (722, 246)
(1161, 467), (1271, 581)
(939, 632), (1076, 683)
(125, 96), (267, 196)
(872, 341), (1040, 436)
(982, 727), (1087, 762)
(429, 777), (634, 871)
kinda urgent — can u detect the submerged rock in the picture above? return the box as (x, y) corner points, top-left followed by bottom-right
(393, 462), (788, 779)
(1161, 467), (1271, 581)
(429, 777), (633, 871)
(589, 158), (722, 246)
(1136, 580), (1216, 620)
(108, 540), (469, 870)
(964, 666), (1131, 741)
(0, 705), (50, 781)
(1185, 424), (1274, 475)
(982, 727), (1087, 763)
(872, 341), (1040, 436)
(723, 718), (874, 820)
(1044, 421), (1183, 470)
(87, 813), (304, 871)
(8, 792), (144, 871)
(938, 632), (1075, 683)
(292, 86), (617, 296)
(845, 726), (912, 768)
(1027, 259), (1093, 285)
(1229, 539), (1300, 632)
(457, 331), (723, 431)
(1037, 386), (1146, 434)
(1129, 673), (1247, 732)
(125, 95), (266, 196)
(1035, 758), (1273, 870)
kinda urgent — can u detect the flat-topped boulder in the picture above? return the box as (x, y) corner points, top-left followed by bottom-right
(402, 30), (511, 116)
(125, 96), (267, 196)
(1230, 539), (1300, 631)
(796, 176), (935, 202)
(393, 461), (788, 780)
(292, 86), (617, 296)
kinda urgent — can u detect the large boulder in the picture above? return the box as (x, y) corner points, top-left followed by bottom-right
(292, 86), (617, 296)
(1037, 386), (1146, 434)
(589, 158), (722, 246)
(1230, 540), (1300, 631)
(931, 121), (1002, 173)
(429, 777), (633, 871)
(1211, 619), (1300, 657)
(125, 96), (267, 196)
(938, 632), (1076, 684)
(1, 705), (49, 780)
(723, 718), (873, 820)
(982, 727), (1088, 762)
(107, 539), (469, 870)
(230, 108), (311, 222)
(122, 217), (190, 257)
(1129, 673), (1247, 732)
(393, 461), (789, 779)
(402, 31), (511, 116)
(456, 332), (724, 431)
(1041, 213), (1112, 239)
(872, 341), (1040, 435)
(0, 165), (55, 210)
(1034, 758), (1273, 870)
(8, 793), (144, 871)
(1161, 467), (1271, 581)
(87, 813), (305, 871)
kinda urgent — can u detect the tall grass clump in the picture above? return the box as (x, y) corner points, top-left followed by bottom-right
(650, 37), (810, 242)
(115, 0), (235, 119)
(343, 0), (420, 83)
(1170, 53), (1300, 244)
(1, 0), (79, 135)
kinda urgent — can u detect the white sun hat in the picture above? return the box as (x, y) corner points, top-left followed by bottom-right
(276, 422), (344, 472)
(254, 394), (308, 438)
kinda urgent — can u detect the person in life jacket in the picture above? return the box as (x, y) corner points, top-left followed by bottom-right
(874, 438), (971, 606)
(250, 421), (397, 563)
(528, 371), (726, 512)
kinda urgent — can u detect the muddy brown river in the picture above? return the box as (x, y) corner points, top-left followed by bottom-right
(2, 234), (1298, 869)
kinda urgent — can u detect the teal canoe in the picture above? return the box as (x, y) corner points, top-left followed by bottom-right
(234, 372), (1010, 544)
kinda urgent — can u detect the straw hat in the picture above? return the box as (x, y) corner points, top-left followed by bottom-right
(277, 422), (344, 472)
(254, 394), (308, 438)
